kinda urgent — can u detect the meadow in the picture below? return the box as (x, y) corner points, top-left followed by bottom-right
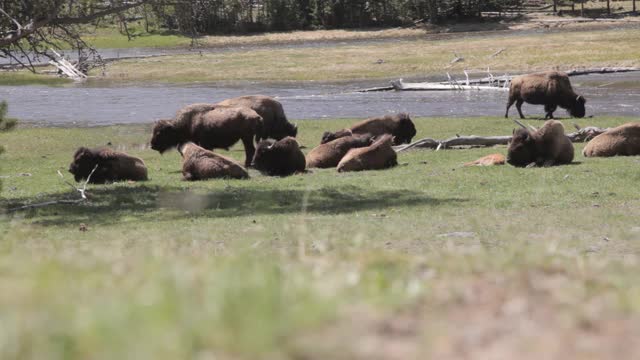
(2, 115), (640, 359)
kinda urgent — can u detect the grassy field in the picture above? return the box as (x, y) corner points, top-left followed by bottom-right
(2, 115), (640, 358)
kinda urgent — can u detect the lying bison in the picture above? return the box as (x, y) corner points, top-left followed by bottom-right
(507, 120), (574, 167)
(505, 71), (586, 119)
(321, 113), (416, 145)
(179, 142), (249, 180)
(252, 137), (306, 176)
(337, 134), (397, 172)
(150, 103), (263, 168)
(69, 147), (148, 183)
(583, 123), (640, 157)
(216, 95), (297, 141)
(306, 134), (373, 168)
(464, 153), (506, 167)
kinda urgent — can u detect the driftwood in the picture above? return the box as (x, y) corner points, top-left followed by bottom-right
(48, 49), (87, 81)
(391, 78), (509, 91)
(565, 67), (640, 77)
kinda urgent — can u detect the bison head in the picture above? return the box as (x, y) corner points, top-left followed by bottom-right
(507, 128), (537, 167)
(251, 139), (277, 172)
(271, 122), (298, 140)
(320, 129), (352, 144)
(69, 147), (99, 182)
(393, 113), (417, 145)
(568, 95), (586, 118)
(150, 120), (181, 154)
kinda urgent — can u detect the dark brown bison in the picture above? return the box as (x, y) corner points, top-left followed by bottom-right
(337, 134), (398, 172)
(68, 147), (148, 183)
(507, 120), (574, 167)
(178, 142), (249, 180)
(306, 134), (374, 168)
(321, 113), (416, 145)
(216, 95), (297, 140)
(150, 103), (263, 168)
(583, 123), (640, 157)
(505, 71), (586, 119)
(251, 137), (306, 176)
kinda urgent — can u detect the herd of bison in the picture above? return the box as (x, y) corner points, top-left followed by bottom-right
(68, 71), (640, 184)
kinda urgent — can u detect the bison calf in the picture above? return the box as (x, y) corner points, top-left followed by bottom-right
(252, 137), (306, 176)
(179, 142), (249, 180)
(306, 135), (373, 168)
(337, 134), (397, 172)
(583, 123), (640, 157)
(505, 71), (586, 119)
(321, 113), (416, 145)
(507, 120), (574, 167)
(464, 153), (506, 167)
(215, 95), (297, 141)
(69, 147), (148, 183)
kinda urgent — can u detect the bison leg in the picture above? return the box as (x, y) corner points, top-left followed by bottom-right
(515, 99), (525, 119)
(544, 104), (557, 119)
(242, 136), (256, 168)
(505, 97), (516, 118)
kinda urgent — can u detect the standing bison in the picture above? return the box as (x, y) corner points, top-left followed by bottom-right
(321, 113), (416, 145)
(179, 142), (249, 180)
(216, 95), (297, 141)
(306, 135), (373, 169)
(150, 103), (263, 168)
(69, 147), (148, 183)
(507, 120), (574, 167)
(583, 123), (640, 157)
(252, 137), (306, 176)
(337, 134), (398, 172)
(505, 71), (586, 119)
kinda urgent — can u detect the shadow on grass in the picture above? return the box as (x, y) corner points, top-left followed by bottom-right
(4, 184), (466, 226)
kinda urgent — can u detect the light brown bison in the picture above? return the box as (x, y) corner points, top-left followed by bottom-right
(583, 123), (640, 157)
(178, 142), (249, 180)
(505, 71), (586, 119)
(150, 103), (263, 168)
(321, 113), (417, 145)
(337, 134), (398, 172)
(306, 134), (374, 168)
(252, 137), (306, 176)
(216, 95), (297, 141)
(507, 120), (574, 167)
(68, 147), (148, 183)
(464, 153), (506, 167)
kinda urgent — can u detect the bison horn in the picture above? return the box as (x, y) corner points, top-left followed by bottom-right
(512, 119), (528, 130)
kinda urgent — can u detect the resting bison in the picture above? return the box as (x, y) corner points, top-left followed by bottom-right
(69, 147), (148, 183)
(150, 103), (263, 168)
(337, 134), (398, 172)
(505, 71), (586, 119)
(216, 95), (297, 141)
(321, 113), (416, 145)
(583, 123), (640, 157)
(464, 153), (506, 167)
(306, 135), (373, 168)
(179, 142), (249, 180)
(507, 120), (574, 167)
(252, 137), (306, 176)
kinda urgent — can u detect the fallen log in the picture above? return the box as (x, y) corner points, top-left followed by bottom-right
(391, 79), (509, 91)
(565, 67), (640, 77)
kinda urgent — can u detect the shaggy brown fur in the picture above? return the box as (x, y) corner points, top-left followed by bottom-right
(321, 113), (416, 145)
(179, 142), (249, 180)
(463, 153), (506, 167)
(337, 134), (398, 172)
(150, 103), (263, 168)
(507, 120), (574, 167)
(306, 135), (374, 168)
(583, 123), (640, 157)
(68, 147), (148, 183)
(252, 137), (306, 176)
(505, 71), (586, 119)
(216, 95), (297, 140)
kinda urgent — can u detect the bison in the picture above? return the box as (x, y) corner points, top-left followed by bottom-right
(178, 142), (249, 180)
(306, 134), (374, 169)
(69, 147), (148, 183)
(463, 153), (506, 167)
(252, 136), (306, 176)
(583, 123), (640, 157)
(507, 120), (574, 167)
(336, 134), (398, 172)
(150, 103), (263, 168)
(321, 113), (416, 145)
(216, 95), (297, 141)
(505, 71), (586, 120)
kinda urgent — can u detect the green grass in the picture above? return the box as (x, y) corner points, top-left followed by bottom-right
(83, 27), (192, 49)
(2, 116), (640, 358)
(0, 71), (72, 86)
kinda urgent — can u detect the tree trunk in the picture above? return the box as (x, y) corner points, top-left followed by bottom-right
(553, 0), (557, 13)
(607, 0), (611, 15)
(581, 1), (585, 17)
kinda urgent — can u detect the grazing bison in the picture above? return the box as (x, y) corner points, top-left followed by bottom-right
(178, 142), (249, 180)
(150, 103), (263, 168)
(69, 147), (148, 183)
(306, 134), (374, 168)
(505, 71), (586, 119)
(337, 134), (397, 172)
(507, 120), (574, 167)
(216, 95), (297, 141)
(464, 153), (506, 167)
(252, 137), (306, 176)
(583, 123), (640, 157)
(321, 113), (416, 145)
